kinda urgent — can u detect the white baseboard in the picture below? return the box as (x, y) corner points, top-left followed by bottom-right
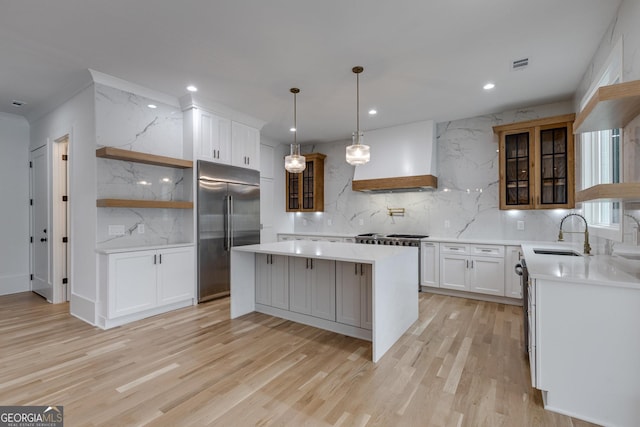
(420, 286), (523, 306)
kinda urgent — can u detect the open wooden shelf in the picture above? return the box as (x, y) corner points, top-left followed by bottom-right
(97, 199), (194, 209)
(574, 80), (640, 134)
(576, 183), (640, 203)
(96, 147), (193, 168)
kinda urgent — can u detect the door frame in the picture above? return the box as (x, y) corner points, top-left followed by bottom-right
(30, 144), (50, 300)
(53, 135), (70, 302)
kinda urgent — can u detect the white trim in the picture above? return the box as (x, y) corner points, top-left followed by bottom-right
(89, 69), (180, 107)
(179, 94), (266, 130)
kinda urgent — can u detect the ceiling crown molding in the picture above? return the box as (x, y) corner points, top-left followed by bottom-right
(180, 93), (266, 130)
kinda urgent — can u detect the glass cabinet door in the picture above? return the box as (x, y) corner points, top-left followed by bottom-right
(302, 159), (314, 209)
(539, 127), (568, 205)
(504, 132), (531, 206)
(287, 172), (299, 210)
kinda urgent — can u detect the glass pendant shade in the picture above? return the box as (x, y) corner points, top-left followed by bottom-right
(346, 132), (370, 165)
(285, 144), (306, 173)
(346, 66), (371, 165)
(284, 88), (306, 173)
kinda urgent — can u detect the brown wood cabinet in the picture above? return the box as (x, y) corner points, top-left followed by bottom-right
(286, 153), (326, 212)
(494, 114), (575, 210)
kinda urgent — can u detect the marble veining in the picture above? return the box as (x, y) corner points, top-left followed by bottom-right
(95, 83), (183, 158)
(294, 101), (577, 243)
(95, 82), (189, 248)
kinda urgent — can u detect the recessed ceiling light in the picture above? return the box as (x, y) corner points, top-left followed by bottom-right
(147, 104), (157, 109)
(368, 109), (377, 115)
(483, 83), (496, 90)
(11, 100), (26, 107)
(290, 127), (296, 132)
(186, 85), (198, 92)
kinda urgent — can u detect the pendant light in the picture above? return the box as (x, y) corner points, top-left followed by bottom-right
(346, 66), (370, 165)
(284, 88), (306, 173)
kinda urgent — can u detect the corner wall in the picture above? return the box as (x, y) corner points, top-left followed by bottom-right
(0, 113), (30, 296)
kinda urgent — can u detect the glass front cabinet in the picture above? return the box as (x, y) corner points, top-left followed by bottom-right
(286, 152), (326, 212)
(494, 114), (575, 210)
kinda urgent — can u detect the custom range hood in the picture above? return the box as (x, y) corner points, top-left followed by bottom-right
(352, 120), (438, 192)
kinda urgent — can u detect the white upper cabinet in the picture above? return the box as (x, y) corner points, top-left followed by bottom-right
(181, 95), (265, 171)
(231, 121), (260, 170)
(197, 110), (231, 164)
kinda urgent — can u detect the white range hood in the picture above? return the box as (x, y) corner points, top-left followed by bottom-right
(352, 120), (438, 192)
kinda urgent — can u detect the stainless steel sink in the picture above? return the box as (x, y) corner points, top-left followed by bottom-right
(533, 249), (582, 256)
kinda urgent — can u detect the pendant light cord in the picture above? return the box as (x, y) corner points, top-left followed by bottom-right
(356, 71), (360, 136)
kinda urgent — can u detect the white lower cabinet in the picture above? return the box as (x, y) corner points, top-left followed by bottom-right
(420, 242), (439, 287)
(505, 246), (523, 298)
(255, 253), (289, 309)
(101, 246), (195, 323)
(439, 243), (505, 296)
(289, 257), (336, 321)
(336, 261), (372, 329)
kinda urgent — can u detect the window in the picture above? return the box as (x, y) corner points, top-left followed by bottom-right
(578, 37), (623, 240)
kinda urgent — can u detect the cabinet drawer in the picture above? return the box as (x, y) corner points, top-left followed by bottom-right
(440, 243), (468, 255)
(470, 245), (504, 258)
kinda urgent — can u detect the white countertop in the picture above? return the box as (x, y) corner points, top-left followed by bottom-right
(278, 232), (356, 239)
(522, 243), (640, 289)
(423, 236), (545, 246)
(96, 242), (194, 254)
(233, 240), (417, 264)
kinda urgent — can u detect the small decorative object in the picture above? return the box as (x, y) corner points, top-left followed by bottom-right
(284, 88), (306, 173)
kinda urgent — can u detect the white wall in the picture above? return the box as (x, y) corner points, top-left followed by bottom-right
(260, 138), (293, 242)
(0, 113), (30, 296)
(29, 84), (97, 319)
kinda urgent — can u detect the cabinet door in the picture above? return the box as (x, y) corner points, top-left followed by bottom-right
(108, 250), (157, 318)
(439, 254), (468, 291)
(310, 258), (336, 321)
(270, 255), (289, 310)
(157, 247), (195, 306)
(336, 262), (361, 327)
(199, 110), (231, 164)
(500, 130), (535, 209)
(468, 256), (505, 296)
(255, 253), (271, 305)
(360, 264), (372, 330)
(231, 122), (260, 170)
(505, 246), (523, 298)
(421, 242), (440, 287)
(289, 257), (312, 315)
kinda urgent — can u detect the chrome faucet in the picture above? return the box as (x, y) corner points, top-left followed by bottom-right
(558, 213), (591, 255)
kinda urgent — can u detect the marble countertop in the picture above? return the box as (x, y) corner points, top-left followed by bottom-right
(423, 236), (546, 246)
(96, 242), (194, 254)
(522, 243), (640, 289)
(233, 240), (417, 264)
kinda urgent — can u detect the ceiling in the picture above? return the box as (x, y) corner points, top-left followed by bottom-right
(0, 0), (621, 144)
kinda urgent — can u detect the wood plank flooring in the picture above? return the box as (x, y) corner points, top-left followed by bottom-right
(0, 292), (597, 426)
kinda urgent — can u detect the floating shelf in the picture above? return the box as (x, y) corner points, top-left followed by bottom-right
(96, 147), (193, 168)
(574, 80), (640, 134)
(576, 183), (640, 203)
(97, 199), (194, 209)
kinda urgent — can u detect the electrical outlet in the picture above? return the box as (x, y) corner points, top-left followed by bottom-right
(444, 220), (450, 228)
(327, 219), (333, 226)
(517, 221), (525, 231)
(109, 225), (125, 236)
(138, 223), (145, 234)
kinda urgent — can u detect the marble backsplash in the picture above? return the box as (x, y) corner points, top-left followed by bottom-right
(95, 83), (190, 248)
(292, 101), (584, 243)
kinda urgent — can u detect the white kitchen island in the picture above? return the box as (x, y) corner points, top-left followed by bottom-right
(230, 241), (418, 362)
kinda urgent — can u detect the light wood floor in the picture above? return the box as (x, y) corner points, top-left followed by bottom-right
(0, 292), (597, 427)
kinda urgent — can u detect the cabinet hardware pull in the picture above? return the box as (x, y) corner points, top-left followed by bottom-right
(471, 260), (474, 268)
(481, 249), (491, 252)
(355, 263), (358, 275)
(310, 259), (313, 269)
(306, 258), (309, 269)
(518, 251), (522, 260)
(360, 264), (364, 276)
(159, 254), (162, 264)
(154, 254), (157, 265)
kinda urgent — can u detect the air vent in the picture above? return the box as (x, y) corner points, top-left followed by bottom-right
(511, 58), (529, 71)
(11, 100), (26, 107)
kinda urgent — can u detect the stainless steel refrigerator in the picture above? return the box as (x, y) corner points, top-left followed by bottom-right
(197, 161), (260, 302)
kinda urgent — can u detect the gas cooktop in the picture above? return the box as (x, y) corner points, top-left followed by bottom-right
(357, 233), (428, 239)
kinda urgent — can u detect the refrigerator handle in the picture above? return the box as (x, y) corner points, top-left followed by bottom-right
(229, 195), (234, 248)
(223, 195), (230, 251)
